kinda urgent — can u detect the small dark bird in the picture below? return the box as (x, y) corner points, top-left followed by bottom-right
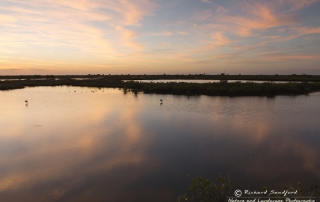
(160, 99), (163, 102)
(25, 100), (28, 103)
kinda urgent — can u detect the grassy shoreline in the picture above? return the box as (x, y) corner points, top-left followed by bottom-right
(1, 74), (320, 82)
(1, 74), (320, 96)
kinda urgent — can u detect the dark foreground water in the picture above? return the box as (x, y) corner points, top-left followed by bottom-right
(0, 86), (320, 202)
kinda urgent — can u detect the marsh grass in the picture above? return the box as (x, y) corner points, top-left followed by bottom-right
(179, 175), (320, 202)
(178, 175), (236, 202)
(1, 75), (320, 96)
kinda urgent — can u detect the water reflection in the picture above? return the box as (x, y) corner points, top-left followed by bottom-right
(126, 79), (299, 83)
(0, 87), (319, 202)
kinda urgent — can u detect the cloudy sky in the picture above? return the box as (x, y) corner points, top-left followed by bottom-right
(1, 0), (320, 75)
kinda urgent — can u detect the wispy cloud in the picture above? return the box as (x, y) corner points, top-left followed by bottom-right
(211, 32), (232, 46)
(0, 0), (319, 74)
(265, 53), (320, 60)
(283, 0), (319, 10)
(151, 30), (173, 36)
(0, 0), (157, 64)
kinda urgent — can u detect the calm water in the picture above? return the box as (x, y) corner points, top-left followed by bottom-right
(0, 86), (320, 202)
(128, 79), (297, 83)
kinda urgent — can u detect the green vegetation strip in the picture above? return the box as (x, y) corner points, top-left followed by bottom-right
(1, 75), (320, 96)
(179, 175), (320, 202)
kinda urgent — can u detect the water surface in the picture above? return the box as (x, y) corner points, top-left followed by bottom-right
(0, 87), (319, 202)
(128, 79), (299, 83)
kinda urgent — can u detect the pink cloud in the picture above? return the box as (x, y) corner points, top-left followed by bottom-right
(211, 32), (231, 46)
(1, 0), (157, 57)
(279, 0), (319, 10)
(151, 30), (173, 36)
(224, 2), (295, 36)
(265, 53), (320, 60)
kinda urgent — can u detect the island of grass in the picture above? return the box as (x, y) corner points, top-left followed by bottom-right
(1, 74), (320, 96)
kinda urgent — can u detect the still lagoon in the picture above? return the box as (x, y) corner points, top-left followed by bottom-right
(0, 86), (320, 202)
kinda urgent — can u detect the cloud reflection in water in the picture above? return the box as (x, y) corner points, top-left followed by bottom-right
(0, 87), (319, 201)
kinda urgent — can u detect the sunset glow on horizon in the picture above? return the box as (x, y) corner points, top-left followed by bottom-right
(1, 0), (320, 75)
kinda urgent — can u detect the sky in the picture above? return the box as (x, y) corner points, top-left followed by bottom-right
(0, 0), (320, 75)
